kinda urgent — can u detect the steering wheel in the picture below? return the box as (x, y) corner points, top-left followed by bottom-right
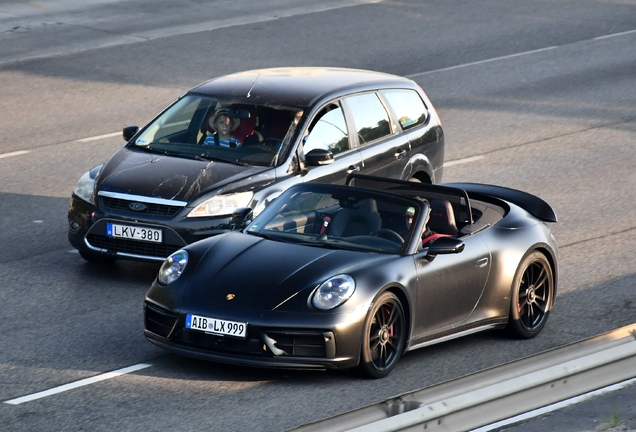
(370, 229), (404, 245)
(261, 138), (283, 148)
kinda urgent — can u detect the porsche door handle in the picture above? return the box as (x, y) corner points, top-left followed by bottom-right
(347, 165), (361, 174)
(476, 257), (489, 268)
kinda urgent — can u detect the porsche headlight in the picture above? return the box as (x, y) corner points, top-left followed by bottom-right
(73, 165), (102, 205)
(187, 191), (253, 218)
(157, 250), (188, 285)
(312, 274), (356, 310)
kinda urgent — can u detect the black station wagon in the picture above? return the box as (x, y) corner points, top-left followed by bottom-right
(68, 67), (445, 263)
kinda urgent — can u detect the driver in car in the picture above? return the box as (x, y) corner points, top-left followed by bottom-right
(405, 201), (442, 248)
(204, 108), (242, 148)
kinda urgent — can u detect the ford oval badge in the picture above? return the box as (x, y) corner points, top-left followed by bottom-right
(129, 202), (147, 211)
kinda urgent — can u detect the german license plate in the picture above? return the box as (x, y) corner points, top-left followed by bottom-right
(106, 223), (162, 243)
(185, 314), (247, 338)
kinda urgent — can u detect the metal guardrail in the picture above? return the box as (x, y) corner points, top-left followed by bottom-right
(289, 324), (636, 432)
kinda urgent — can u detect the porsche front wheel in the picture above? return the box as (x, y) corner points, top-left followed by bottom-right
(506, 251), (554, 339)
(356, 291), (406, 379)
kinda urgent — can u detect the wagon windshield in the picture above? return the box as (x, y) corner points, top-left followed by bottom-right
(246, 185), (425, 254)
(131, 95), (302, 167)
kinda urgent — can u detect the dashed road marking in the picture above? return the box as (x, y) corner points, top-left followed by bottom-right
(3, 363), (152, 405)
(77, 132), (121, 143)
(0, 150), (30, 160)
(407, 28), (636, 78)
(445, 156), (485, 167)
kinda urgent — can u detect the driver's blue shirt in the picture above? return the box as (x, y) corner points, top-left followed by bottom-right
(203, 134), (242, 148)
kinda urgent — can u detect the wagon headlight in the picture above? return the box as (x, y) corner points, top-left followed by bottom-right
(312, 274), (355, 310)
(157, 250), (188, 285)
(187, 191), (253, 218)
(73, 165), (103, 205)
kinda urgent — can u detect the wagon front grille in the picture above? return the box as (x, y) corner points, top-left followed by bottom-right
(86, 234), (181, 259)
(100, 196), (184, 217)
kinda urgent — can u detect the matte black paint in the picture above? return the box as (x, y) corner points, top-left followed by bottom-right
(144, 179), (558, 375)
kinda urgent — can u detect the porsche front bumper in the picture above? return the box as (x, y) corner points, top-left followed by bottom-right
(143, 300), (365, 371)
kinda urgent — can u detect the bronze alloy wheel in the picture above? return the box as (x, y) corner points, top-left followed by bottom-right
(507, 251), (554, 339)
(357, 291), (406, 378)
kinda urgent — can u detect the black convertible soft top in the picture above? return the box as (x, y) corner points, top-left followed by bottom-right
(347, 174), (557, 224)
(346, 174), (473, 223)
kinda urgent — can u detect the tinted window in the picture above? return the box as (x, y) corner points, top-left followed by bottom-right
(345, 93), (391, 145)
(383, 90), (428, 131)
(303, 105), (350, 155)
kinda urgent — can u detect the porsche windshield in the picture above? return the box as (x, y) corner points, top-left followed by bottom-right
(131, 95), (302, 167)
(247, 187), (422, 254)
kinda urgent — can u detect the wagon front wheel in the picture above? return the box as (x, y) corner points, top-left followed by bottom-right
(506, 251), (554, 339)
(356, 291), (406, 379)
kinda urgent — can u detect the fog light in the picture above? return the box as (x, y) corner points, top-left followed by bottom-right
(69, 221), (81, 233)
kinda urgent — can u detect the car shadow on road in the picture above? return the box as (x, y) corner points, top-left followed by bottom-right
(75, 257), (162, 284)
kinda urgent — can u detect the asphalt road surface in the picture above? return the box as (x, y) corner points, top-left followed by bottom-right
(1, 1), (635, 431)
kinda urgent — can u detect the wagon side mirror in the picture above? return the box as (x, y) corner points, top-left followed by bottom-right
(305, 148), (334, 166)
(231, 207), (253, 230)
(123, 125), (139, 142)
(425, 237), (465, 257)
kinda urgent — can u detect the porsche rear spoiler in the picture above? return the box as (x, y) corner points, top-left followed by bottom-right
(443, 182), (558, 223)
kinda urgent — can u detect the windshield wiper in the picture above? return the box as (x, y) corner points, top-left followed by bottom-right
(247, 231), (304, 245)
(295, 237), (378, 252)
(246, 231), (276, 241)
(136, 145), (202, 161)
(135, 145), (169, 156)
(195, 154), (250, 166)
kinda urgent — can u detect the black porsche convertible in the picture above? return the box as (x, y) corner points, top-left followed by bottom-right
(144, 175), (558, 378)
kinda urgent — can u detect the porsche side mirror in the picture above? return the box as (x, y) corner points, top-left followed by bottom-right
(426, 236), (465, 256)
(305, 148), (334, 166)
(123, 125), (139, 142)
(231, 207), (253, 230)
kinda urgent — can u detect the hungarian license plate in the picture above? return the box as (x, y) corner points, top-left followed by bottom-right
(185, 314), (247, 338)
(106, 223), (162, 243)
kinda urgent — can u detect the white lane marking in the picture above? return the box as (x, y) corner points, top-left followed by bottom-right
(445, 156), (485, 167)
(407, 28), (636, 78)
(0, 131), (119, 159)
(77, 132), (121, 143)
(0, 150), (30, 160)
(3, 363), (152, 405)
(470, 376), (636, 432)
(407, 46), (560, 78)
(593, 28), (636, 41)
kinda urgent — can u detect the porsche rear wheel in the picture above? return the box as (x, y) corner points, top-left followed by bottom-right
(506, 251), (554, 339)
(356, 291), (406, 379)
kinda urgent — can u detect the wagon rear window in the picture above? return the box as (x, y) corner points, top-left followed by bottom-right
(382, 89), (428, 131)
